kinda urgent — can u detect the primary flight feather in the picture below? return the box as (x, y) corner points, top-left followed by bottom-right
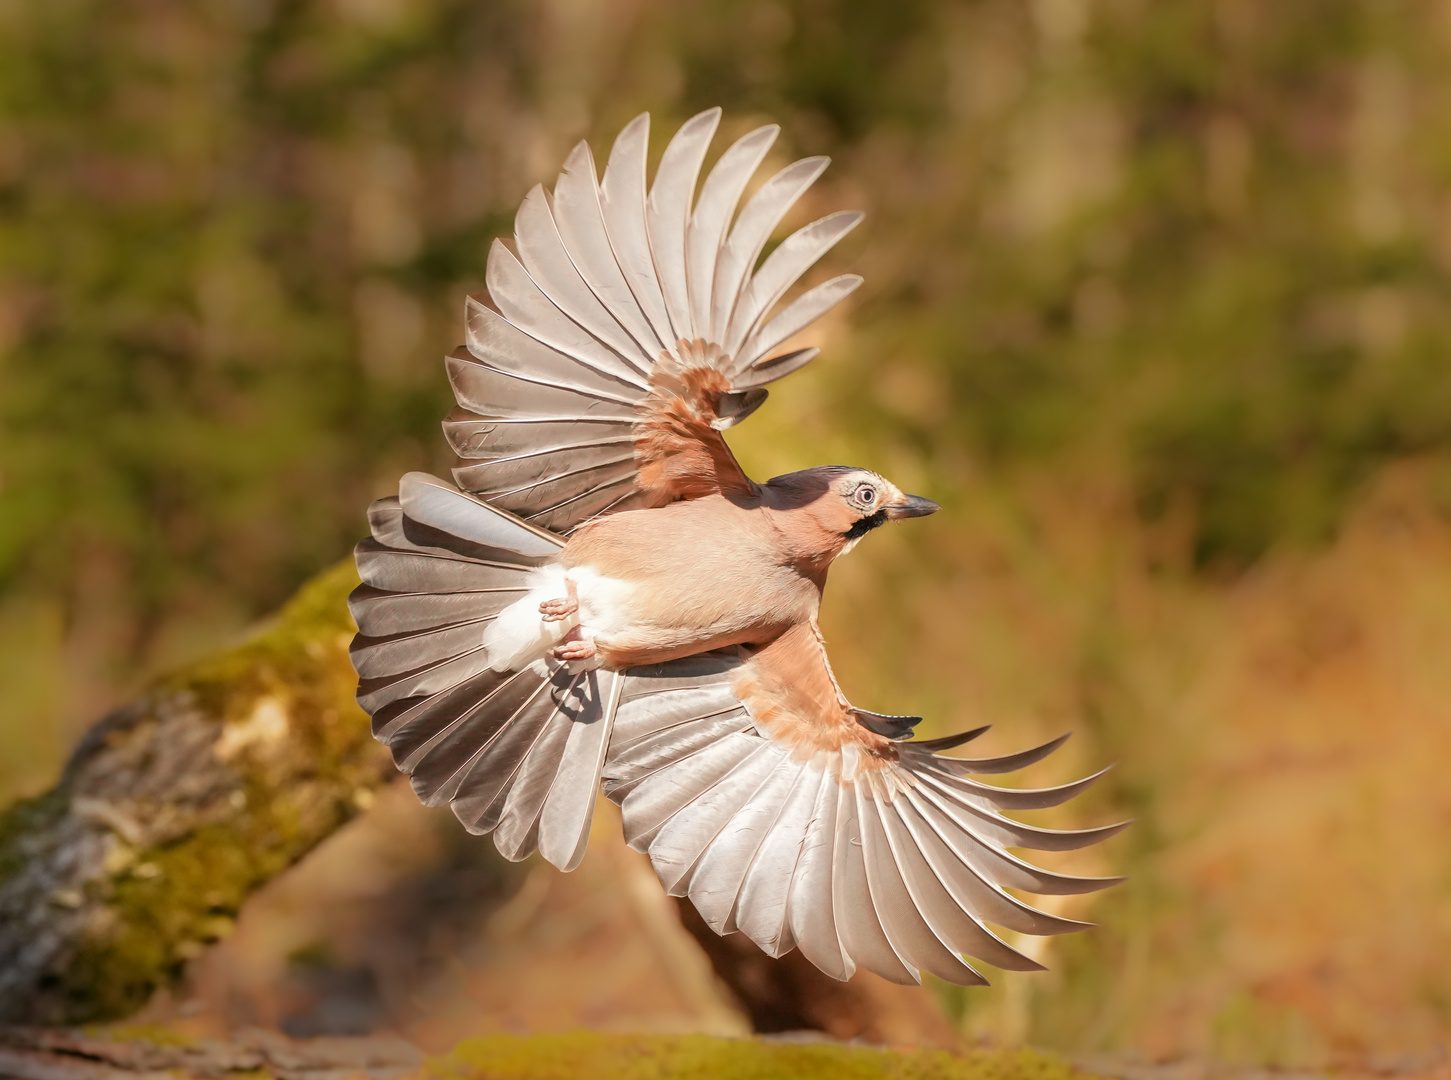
(349, 108), (1122, 986)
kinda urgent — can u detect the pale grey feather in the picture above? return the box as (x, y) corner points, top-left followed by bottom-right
(492, 466), (641, 528)
(445, 666), (566, 830)
(737, 275), (863, 372)
(710, 156), (829, 343)
(912, 758), (1115, 812)
(485, 240), (648, 389)
(611, 680), (744, 748)
(686, 124), (779, 339)
(445, 351), (639, 421)
(356, 648), (493, 716)
(911, 778), (1121, 896)
(406, 663), (557, 806)
(355, 545), (525, 595)
(873, 789), (1041, 972)
(538, 670), (623, 871)
(390, 667), (544, 781)
(618, 731), (758, 853)
(829, 781), (918, 984)
(365, 666), (503, 747)
(686, 753), (802, 931)
(350, 586), (527, 638)
(730, 346), (820, 390)
(646, 107), (721, 342)
(399, 471), (564, 557)
(451, 437), (637, 480)
(599, 113), (678, 357)
(723, 211), (864, 357)
(648, 743), (786, 896)
(903, 733), (1071, 776)
(527, 478), (648, 532)
(893, 788), (1093, 938)
(466, 295), (645, 396)
(785, 767), (849, 979)
(514, 185), (652, 374)
(909, 726), (991, 752)
(493, 687), (580, 861)
(350, 621), (498, 679)
(551, 143), (666, 362)
(855, 781), (987, 985)
(605, 708), (755, 798)
(443, 409), (634, 462)
(618, 652), (745, 696)
(731, 760), (824, 952)
(454, 449), (638, 505)
(880, 807), (1032, 970)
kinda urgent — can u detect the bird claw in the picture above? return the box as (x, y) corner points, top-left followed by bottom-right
(539, 577), (579, 622)
(539, 596), (578, 621)
(550, 636), (596, 662)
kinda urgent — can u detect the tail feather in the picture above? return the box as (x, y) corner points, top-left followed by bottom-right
(350, 474), (626, 869)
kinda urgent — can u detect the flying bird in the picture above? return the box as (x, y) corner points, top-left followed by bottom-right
(349, 108), (1122, 987)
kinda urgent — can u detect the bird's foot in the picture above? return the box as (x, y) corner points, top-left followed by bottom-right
(539, 596), (578, 621)
(539, 577), (579, 622)
(550, 629), (596, 662)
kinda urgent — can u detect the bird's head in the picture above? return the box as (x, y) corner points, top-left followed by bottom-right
(760, 465), (939, 566)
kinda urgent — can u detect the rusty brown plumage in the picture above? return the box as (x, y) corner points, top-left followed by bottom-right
(633, 345), (756, 504)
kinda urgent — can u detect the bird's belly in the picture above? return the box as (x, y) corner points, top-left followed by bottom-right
(481, 552), (808, 672)
(574, 552), (811, 667)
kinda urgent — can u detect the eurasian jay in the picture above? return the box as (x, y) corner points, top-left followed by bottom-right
(349, 109), (1123, 987)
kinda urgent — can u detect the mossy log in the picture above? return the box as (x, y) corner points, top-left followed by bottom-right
(0, 563), (386, 1024)
(0, 1025), (422, 1080)
(0, 1028), (1093, 1080)
(0, 561), (956, 1044)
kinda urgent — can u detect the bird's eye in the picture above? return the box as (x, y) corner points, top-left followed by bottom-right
(854, 484), (877, 506)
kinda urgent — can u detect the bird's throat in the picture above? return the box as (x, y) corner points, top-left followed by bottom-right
(843, 508), (887, 541)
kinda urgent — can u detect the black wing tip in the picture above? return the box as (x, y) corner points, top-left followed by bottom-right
(907, 724), (992, 752)
(853, 708), (924, 740)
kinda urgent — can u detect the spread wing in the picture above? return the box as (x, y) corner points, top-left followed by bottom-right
(445, 108), (863, 532)
(602, 621), (1126, 986)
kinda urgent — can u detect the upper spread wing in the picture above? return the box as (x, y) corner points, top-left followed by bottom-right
(602, 621), (1126, 986)
(445, 108), (863, 532)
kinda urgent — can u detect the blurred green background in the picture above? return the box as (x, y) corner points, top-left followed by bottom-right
(5, 0), (1451, 1068)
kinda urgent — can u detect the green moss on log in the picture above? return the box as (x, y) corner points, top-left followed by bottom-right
(0, 788), (67, 890)
(428, 1033), (1094, 1080)
(5, 559), (390, 1023)
(64, 561), (376, 1020)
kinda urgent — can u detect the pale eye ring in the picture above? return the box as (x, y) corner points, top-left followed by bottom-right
(854, 484), (877, 507)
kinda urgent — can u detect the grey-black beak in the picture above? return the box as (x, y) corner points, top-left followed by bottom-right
(887, 494), (940, 520)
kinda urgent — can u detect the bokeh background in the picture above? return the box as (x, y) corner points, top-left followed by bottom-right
(4, 0), (1451, 1068)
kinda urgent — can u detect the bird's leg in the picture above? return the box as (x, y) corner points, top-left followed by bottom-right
(550, 625), (596, 662)
(539, 576), (579, 622)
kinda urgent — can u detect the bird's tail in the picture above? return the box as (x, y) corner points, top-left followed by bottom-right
(349, 472), (619, 870)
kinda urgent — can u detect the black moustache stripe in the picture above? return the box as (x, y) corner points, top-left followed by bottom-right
(844, 508), (888, 540)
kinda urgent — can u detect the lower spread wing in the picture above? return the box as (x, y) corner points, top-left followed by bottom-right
(444, 108), (862, 532)
(603, 621), (1126, 986)
(349, 474), (1121, 982)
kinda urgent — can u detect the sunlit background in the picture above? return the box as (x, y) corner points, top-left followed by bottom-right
(4, 0), (1451, 1067)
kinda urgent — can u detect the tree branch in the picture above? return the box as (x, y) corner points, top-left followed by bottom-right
(0, 562), (389, 1024)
